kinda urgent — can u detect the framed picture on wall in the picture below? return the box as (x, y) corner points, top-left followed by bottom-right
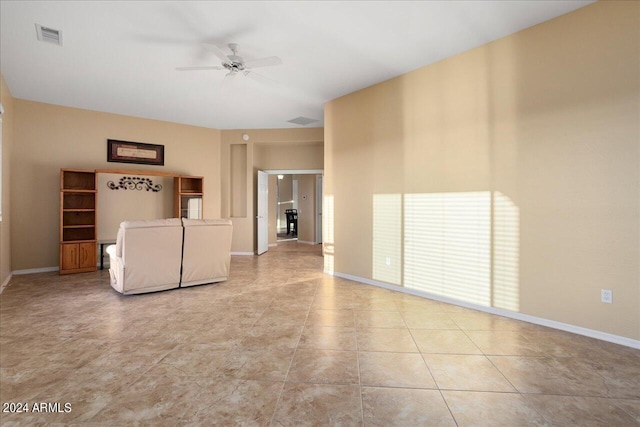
(107, 139), (165, 166)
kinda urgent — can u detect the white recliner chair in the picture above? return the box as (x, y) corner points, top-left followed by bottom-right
(106, 218), (183, 295)
(181, 218), (233, 287)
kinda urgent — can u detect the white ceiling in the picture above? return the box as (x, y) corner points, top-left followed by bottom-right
(0, 1), (594, 130)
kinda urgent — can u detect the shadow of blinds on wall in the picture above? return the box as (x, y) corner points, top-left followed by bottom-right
(404, 192), (491, 306)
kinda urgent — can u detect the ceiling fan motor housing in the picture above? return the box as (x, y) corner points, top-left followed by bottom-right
(225, 45), (245, 72)
(224, 60), (245, 72)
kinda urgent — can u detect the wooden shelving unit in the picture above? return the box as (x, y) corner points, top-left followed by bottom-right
(59, 168), (204, 274)
(60, 169), (97, 274)
(174, 176), (203, 219)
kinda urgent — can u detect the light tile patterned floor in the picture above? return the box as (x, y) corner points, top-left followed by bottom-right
(1, 242), (639, 426)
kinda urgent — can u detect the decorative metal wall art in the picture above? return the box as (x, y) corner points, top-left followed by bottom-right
(107, 176), (162, 192)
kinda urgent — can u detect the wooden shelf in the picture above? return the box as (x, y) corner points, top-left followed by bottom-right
(96, 168), (178, 177)
(62, 192), (96, 210)
(174, 176), (203, 219)
(61, 170), (96, 191)
(63, 210), (95, 225)
(60, 169), (97, 274)
(180, 177), (203, 193)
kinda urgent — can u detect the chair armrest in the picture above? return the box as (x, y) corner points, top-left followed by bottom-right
(105, 244), (117, 258)
(106, 245), (125, 293)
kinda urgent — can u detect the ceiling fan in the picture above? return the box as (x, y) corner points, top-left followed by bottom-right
(176, 43), (282, 85)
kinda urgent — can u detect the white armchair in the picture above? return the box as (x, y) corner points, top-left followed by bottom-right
(106, 218), (183, 295)
(181, 218), (233, 287)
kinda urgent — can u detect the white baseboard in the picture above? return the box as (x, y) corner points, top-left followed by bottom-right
(13, 266), (59, 275)
(298, 240), (317, 245)
(327, 270), (640, 350)
(231, 252), (254, 256)
(0, 272), (13, 295)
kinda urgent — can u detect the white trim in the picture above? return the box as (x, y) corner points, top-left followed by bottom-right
(268, 243), (278, 247)
(298, 240), (317, 245)
(0, 272), (12, 294)
(327, 270), (640, 350)
(13, 266), (59, 275)
(230, 252), (254, 256)
(264, 169), (323, 175)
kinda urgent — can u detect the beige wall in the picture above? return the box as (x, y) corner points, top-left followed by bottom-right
(296, 174), (317, 244)
(0, 75), (13, 284)
(11, 100), (221, 270)
(97, 174), (174, 241)
(230, 144), (248, 217)
(325, 1), (639, 340)
(221, 128), (323, 253)
(254, 142), (324, 171)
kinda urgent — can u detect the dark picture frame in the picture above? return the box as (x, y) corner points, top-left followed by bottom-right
(107, 139), (165, 166)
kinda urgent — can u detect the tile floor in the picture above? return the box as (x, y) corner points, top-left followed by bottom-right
(1, 242), (639, 426)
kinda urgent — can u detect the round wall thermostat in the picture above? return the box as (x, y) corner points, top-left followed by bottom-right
(242, 133), (250, 141)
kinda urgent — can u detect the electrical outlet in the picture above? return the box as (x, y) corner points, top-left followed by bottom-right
(385, 256), (391, 266)
(601, 289), (612, 304)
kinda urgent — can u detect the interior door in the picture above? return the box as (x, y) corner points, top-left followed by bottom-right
(257, 170), (269, 255)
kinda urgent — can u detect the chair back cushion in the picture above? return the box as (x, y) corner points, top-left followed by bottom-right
(181, 219), (233, 287)
(119, 218), (183, 292)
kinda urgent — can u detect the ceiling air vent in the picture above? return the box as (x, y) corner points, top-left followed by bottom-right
(287, 116), (318, 126)
(35, 24), (62, 46)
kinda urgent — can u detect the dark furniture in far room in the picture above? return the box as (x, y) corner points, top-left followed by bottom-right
(285, 209), (298, 236)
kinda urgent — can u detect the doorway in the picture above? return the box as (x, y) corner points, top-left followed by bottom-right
(276, 174), (298, 242)
(264, 169), (323, 246)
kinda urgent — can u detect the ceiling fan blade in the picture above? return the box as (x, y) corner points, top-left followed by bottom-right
(244, 70), (278, 86)
(201, 43), (231, 64)
(175, 66), (224, 71)
(244, 56), (282, 69)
